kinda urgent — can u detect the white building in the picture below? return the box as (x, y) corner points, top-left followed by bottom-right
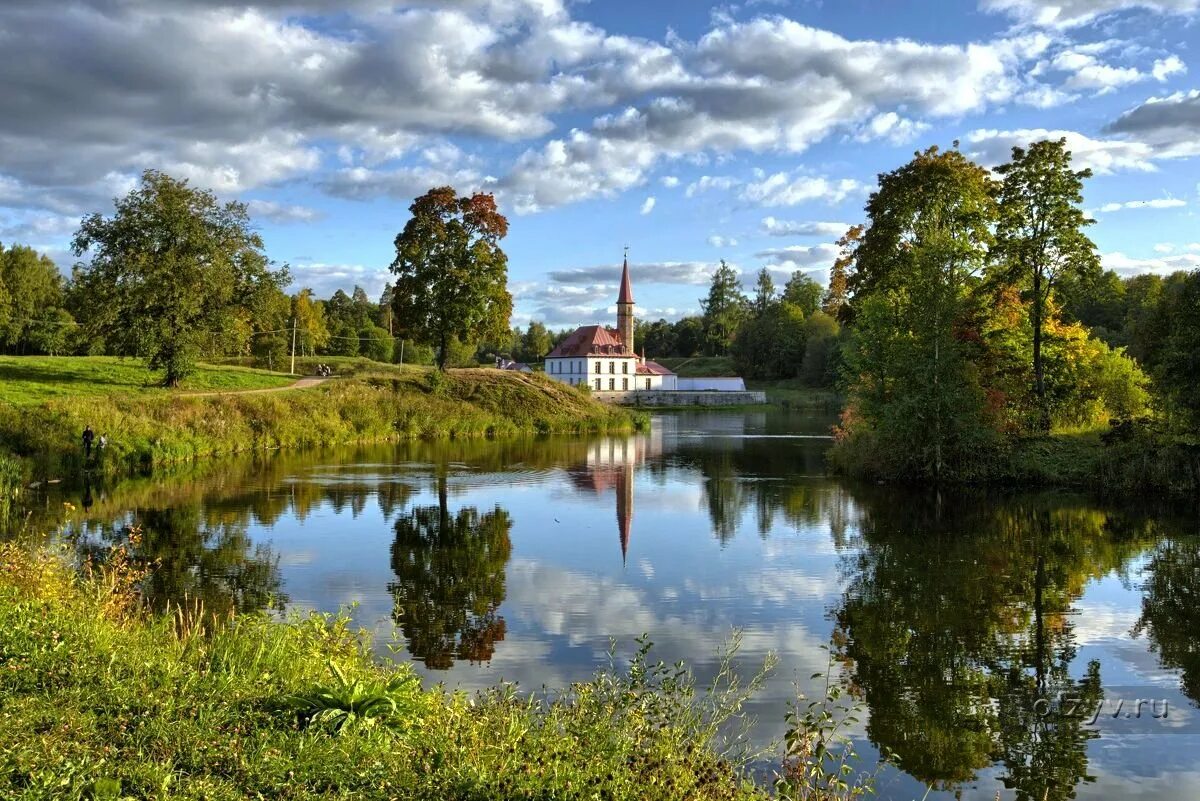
(544, 256), (677, 392)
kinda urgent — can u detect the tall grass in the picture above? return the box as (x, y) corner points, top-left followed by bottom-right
(0, 369), (642, 481)
(0, 542), (872, 800)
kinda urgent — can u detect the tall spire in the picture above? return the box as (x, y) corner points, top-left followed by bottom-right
(617, 248), (634, 304)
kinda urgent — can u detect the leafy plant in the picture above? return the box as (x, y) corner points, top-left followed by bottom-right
(286, 660), (422, 735)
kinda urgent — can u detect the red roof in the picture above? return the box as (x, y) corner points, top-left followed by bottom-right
(636, 360), (674, 376)
(617, 257), (634, 304)
(547, 325), (632, 358)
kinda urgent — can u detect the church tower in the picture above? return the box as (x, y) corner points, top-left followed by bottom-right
(616, 251), (635, 354)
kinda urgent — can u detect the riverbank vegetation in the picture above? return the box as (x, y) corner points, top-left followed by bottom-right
(0, 363), (639, 482)
(0, 541), (868, 801)
(821, 140), (1197, 497)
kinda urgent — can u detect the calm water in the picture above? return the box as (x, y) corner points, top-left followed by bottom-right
(26, 410), (1200, 800)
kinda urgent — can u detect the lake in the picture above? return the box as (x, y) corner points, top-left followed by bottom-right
(31, 409), (1200, 800)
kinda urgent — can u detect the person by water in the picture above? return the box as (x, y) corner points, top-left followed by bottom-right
(82, 425), (95, 459)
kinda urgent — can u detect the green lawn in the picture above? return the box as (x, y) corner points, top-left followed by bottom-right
(0, 356), (295, 406)
(654, 356), (737, 377)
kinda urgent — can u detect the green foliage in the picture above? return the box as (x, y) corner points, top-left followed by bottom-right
(358, 325), (393, 362)
(782, 272), (822, 316)
(992, 138), (1100, 432)
(287, 661), (423, 734)
(0, 242), (67, 354)
(0, 544), (816, 801)
(732, 301), (807, 380)
(799, 312), (840, 388)
(701, 260), (748, 356)
(70, 171), (289, 386)
(390, 187), (512, 369)
(752, 268), (777, 314)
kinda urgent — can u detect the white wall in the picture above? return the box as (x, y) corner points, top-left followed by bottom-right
(676, 377), (745, 391)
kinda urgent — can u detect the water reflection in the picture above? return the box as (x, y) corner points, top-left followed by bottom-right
(13, 411), (1199, 801)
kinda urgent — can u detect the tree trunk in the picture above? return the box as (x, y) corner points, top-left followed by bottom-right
(437, 331), (448, 371)
(1032, 268), (1048, 433)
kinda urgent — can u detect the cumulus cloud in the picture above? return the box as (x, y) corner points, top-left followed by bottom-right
(640, 196), (656, 215)
(1101, 250), (1200, 275)
(964, 127), (1159, 173)
(740, 173), (862, 207)
(760, 217), (850, 237)
(1105, 89), (1200, 158)
(288, 261), (391, 297)
(980, 0), (1200, 28)
(755, 243), (841, 268)
(319, 165), (488, 201)
(245, 199), (323, 224)
(707, 235), (738, 248)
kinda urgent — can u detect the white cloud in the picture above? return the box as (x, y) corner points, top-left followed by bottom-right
(1152, 55), (1187, 82)
(685, 175), (739, 198)
(707, 235), (738, 248)
(1154, 243), (1175, 253)
(1101, 250), (1200, 275)
(319, 165), (488, 201)
(1094, 197), (1186, 213)
(548, 261), (723, 286)
(660, 176), (680, 188)
(853, 111), (930, 144)
(965, 128), (1159, 173)
(639, 195), (656, 215)
(981, 0), (1200, 28)
(755, 243), (840, 268)
(245, 199), (323, 224)
(761, 217), (849, 237)
(288, 261), (391, 298)
(740, 173), (862, 207)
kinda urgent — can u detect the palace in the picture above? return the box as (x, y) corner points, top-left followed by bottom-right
(543, 256), (677, 392)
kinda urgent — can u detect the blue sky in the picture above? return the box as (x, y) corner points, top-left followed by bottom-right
(0, 0), (1198, 328)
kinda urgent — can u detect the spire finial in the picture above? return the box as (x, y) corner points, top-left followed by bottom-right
(623, 244), (629, 265)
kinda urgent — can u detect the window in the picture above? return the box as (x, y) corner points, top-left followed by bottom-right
(608, 378), (615, 390)
(645, 378), (651, 390)
(622, 378), (628, 390)
(594, 378), (601, 390)
(609, 361), (615, 374)
(622, 361), (629, 374)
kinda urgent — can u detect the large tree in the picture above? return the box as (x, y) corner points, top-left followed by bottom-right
(0, 242), (64, 352)
(700, 260), (747, 355)
(993, 138), (1100, 432)
(390, 187), (512, 369)
(71, 170), (287, 385)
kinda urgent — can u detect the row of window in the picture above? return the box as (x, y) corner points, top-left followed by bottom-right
(548, 358), (631, 375)
(559, 376), (653, 391)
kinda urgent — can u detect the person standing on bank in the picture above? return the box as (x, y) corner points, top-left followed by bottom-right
(82, 425), (95, 459)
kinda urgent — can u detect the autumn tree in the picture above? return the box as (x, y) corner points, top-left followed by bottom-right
(823, 225), (861, 319)
(993, 139), (1100, 432)
(291, 288), (330, 357)
(71, 170), (288, 385)
(390, 187), (512, 369)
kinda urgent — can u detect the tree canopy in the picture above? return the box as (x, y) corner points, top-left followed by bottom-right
(390, 187), (512, 369)
(70, 170), (288, 385)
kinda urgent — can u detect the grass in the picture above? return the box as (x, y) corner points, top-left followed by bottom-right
(0, 356), (295, 406)
(744, 379), (843, 411)
(0, 541), (872, 801)
(0, 357), (641, 483)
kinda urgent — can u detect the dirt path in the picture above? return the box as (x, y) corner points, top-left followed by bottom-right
(180, 376), (330, 398)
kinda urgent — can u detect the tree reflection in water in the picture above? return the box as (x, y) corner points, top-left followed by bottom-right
(1134, 535), (1200, 705)
(388, 472), (513, 670)
(833, 489), (1160, 800)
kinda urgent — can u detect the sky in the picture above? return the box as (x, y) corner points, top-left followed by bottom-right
(1, 0), (1198, 328)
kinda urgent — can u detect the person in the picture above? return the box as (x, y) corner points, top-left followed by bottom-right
(82, 425), (95, 459)
(98, 434), (108, 451)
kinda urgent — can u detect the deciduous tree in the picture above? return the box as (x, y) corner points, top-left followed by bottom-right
(390, 187), (512, 369)
(70, 170), (287, 385)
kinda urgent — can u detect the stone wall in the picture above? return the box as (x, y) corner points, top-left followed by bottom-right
(594, 390), (767, 407)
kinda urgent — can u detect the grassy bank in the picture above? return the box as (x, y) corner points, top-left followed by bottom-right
(0, 357), (640, 482)
(0, 356), (294, 406)
(0, 542), (864, 801)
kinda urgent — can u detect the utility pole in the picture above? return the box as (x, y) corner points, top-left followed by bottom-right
(399, 339), (404, 366)
(290, 317), (297, 375)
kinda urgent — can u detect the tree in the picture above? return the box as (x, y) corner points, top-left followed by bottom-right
(26, 308), (77, 356)
(799, 311), (840, 387)
(673, 316), (705, 357)
(520, 321), (551, 363)
(823, 225), (861, 319)
(0, 242), (64, 352)
(70, 170), (288, 385)
(700, 260), (747, 355)
(359, 325), (393, 362)
(782, 271), (822, 316)
(390, 187), (512, 369)
(291, 289), (330, 357)
(732, 300), (806, 380)
(752, 268), (777, 315)
(838, 146), (999, 479)
(993, 139), (1100, 432)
